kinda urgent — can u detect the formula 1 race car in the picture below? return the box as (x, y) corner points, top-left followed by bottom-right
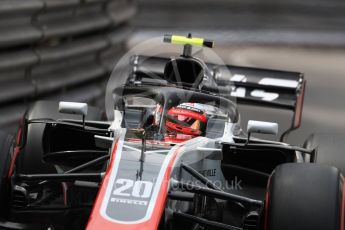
(0, 34), (344, 230)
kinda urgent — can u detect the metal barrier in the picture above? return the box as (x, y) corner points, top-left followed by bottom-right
(0, 0), (136, 132)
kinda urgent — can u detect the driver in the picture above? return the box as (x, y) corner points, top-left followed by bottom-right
(156, 103), (208, 142)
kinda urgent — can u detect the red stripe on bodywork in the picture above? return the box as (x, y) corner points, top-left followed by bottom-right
(8, 127), (22, 178)
(8, 146), (20, 178)
(86, 140), (183, 230)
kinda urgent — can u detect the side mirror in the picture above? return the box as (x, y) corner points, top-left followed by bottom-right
(247, 120), (278, 136)
(59, 101), (88, 116)
(59, 101), (88, 128)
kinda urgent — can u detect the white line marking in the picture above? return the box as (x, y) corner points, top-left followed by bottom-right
(259, 78), (298, 88)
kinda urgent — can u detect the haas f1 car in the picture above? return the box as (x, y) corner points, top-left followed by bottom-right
(0, 34), (345, 230)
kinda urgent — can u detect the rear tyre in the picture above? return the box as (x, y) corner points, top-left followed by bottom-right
(0, 131), (14, 218)
(266, 163), (344, 230)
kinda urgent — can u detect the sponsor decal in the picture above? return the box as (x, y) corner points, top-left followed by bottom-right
(198, 169), (216, 177)
(177, 104), (203, 114)
(99, 136), (182, 224)
(111, 198), (148, 206)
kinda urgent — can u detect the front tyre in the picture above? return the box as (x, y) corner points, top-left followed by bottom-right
(0, 131), (14, 218)
(265, 163), (344, 230)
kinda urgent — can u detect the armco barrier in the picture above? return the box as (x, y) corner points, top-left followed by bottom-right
(0, 0), (136, 132)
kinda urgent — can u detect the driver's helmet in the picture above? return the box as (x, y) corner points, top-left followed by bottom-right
(164, 103), (207, 141)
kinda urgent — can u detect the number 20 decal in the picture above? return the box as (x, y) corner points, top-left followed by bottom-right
(113, 179), (153, 198)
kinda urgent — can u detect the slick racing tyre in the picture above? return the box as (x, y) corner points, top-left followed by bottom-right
(265, 163), (344, 230)
(0, 131), (14, 218)
(304, 133), (345, 173)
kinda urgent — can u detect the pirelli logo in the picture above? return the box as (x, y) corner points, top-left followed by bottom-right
(111, 198), (148, 206)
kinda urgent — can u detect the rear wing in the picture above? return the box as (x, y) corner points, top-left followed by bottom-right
(129, 55), (306, 139)
(212, 62), (306, 131)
